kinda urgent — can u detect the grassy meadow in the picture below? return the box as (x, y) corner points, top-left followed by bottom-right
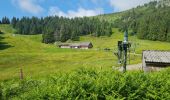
(0, 25), (170, 80)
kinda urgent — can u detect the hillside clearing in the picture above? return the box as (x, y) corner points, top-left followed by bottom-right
(0, 25), (170, 80)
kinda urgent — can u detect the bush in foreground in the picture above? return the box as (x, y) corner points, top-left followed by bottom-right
(0, 68), (170, 99)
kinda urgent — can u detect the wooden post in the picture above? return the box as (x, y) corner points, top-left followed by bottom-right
(123, 47), (127, 73)
(20, 68), (24, 80)
(122, 30), (128, 73)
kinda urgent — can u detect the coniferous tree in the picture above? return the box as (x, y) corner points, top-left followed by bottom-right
(54, 28), (60, 41)
(11, 17), (17, 28)
(1, 16), (10, 24)
(0, 30), (3, 34)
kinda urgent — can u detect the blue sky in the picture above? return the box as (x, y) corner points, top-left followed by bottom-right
(0, 0), (153, 19)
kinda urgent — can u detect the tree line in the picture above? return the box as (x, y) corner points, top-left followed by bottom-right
(8, 16), (112, 43)
(0, 16), (10, 24)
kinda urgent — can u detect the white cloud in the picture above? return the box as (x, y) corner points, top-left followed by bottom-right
(109, 0), (154, 11)
(48, 7), (103, 18)
(12, 0), (44, 14)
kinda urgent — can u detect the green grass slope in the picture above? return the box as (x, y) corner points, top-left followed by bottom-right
(0, 25), (117, 80)
(0, 25), (170, 80)
(95, 12), (124, 22)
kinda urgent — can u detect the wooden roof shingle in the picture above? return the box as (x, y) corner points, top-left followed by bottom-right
(143, 50), (170, 63)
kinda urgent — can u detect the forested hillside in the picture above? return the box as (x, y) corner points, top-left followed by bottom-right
(1, 0), (170, 43)
(113, 0), (170, 42)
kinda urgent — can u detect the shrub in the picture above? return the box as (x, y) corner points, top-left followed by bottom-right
(0, 68), (170, 99)
(0, 30), (3, 34)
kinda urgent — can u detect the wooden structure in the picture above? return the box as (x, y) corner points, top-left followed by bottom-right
(58, 42), (93, 49)
(58, 43), (71, 48)
(70, 43), (80, 49)
(142, 50), (170, 72)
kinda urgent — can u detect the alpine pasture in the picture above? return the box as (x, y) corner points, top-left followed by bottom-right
(1, 25), (170, 80)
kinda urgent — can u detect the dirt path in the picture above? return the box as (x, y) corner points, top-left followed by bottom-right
(125, 63), (142, 71)
(113, 63), (143, 71)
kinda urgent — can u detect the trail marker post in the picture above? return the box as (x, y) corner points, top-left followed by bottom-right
(20, 68), (23, 80)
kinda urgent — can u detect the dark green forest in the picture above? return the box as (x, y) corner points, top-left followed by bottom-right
(9, 16), (112, 43)
(114, 0), (170, 42)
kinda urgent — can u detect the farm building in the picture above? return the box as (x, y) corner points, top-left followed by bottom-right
(142, 50), (170, 72)
(58, 42), (93, 49)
